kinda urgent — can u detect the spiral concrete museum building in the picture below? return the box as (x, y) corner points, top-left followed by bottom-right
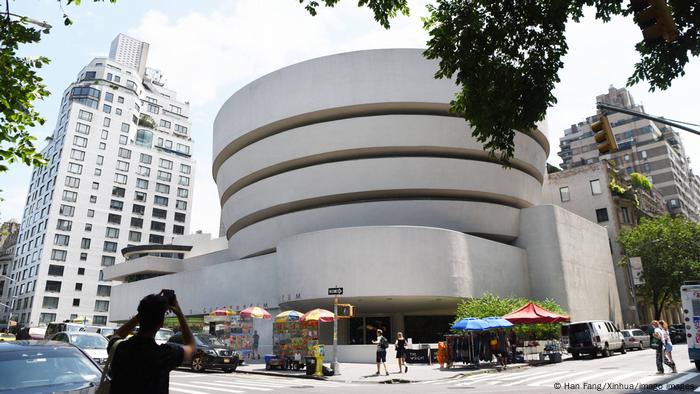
(107, 49), (622, 359)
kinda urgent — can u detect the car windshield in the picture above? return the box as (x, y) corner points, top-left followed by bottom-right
(155, 330), (173, 341)
(71, 335), (108, 349)
(100, 328), (115, 337)
(196, 335), (226, 347)
(0, 346), (101, 391)
(65, 325), (83, 332)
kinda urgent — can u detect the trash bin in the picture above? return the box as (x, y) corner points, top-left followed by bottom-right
(305, 356), (316, 375)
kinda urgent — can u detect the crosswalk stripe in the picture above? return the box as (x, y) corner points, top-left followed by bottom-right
(657, 372), (699, 391)
(476, 370), (552, 384)
(456, 370), (532, 384)
(503, 370), (574, 387)
(170, 387), (211, 394)
(600, 370), (646, 385)
(210, 378), (288, 388)
(527, 370), (591, 386)
(194, 380), (272, 391)
(568, 370), (620, 385)
(170, 382), (244, 393)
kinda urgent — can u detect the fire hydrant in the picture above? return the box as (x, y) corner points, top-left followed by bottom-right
(312, 344), (324, 377)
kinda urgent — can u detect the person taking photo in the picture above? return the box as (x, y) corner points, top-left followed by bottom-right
(107, 290), (196, 393)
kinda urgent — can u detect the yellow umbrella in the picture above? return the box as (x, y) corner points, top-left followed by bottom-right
(209, 309), (236, 317)
(301, 308), (335, 323)
(274, 310), (303, 324)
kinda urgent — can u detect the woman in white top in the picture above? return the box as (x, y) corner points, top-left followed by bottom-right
(659, 320), (676, 371)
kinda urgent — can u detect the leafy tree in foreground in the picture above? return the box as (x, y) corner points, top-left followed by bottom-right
(617, 214), (700, 320)
(0, 0), (114, 173)
(301, 0), (700, 164)
(455, 293), (567, 339)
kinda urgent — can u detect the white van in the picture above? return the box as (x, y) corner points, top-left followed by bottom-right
(562, 320), (626, 358)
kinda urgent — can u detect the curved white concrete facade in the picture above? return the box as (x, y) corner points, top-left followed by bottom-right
(213, 49), (549, 258)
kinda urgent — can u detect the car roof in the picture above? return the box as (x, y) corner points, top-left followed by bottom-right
(0, 340), (78, 352)
(55, 331), (105, 337)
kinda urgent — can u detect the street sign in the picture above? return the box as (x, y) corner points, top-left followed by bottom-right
(328, 287), (343, 295)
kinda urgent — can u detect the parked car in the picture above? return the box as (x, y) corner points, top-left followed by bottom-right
(621, 329), (650, 350)
(154, 328), (174, 345)
(669, 324), (686, 344)
(51, 331), (109, 366)
(562, 320), (626, 358)
(167, 333), (239, 372)
(0, 340), (102, 393)
(0, 333), (16, 342)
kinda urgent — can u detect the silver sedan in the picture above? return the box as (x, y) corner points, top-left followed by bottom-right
(621, 329), (650, 350)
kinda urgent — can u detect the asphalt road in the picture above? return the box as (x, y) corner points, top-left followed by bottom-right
(168, 345), (700, 394)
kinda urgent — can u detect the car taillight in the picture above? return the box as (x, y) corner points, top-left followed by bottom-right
(629, 338), (635, 342)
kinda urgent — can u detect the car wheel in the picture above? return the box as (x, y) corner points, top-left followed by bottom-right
(695, 360), (700, 371)
(572, 352), (580, 360)
(191, 356), (205, 373)
(638, 341), (644, 350)
(601, 345), (610, 357)
(620, 344), (626, 354)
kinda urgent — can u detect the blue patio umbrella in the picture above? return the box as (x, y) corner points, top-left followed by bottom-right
(484, 317), (514, 329)
(451, 317), (491, 331)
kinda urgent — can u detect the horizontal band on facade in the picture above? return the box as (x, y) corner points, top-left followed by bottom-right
(212, 103), (550, 178)
(218, 146), (544, 206)
(239, 248), (276, 260)
(121, 244), (192, 258)
(225, 189), (533, 239)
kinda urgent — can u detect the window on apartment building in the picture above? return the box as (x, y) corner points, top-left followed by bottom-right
(180, 164), (191, 174)
(175, 212), (186, 223)
(73, 298), (80, 307)
(177, 188), (188, 198)
(62, 191), (77, 202)
(621, 207), (631, 224)
(154, 196), (168, 206)
(48, 264), (64, 276)
(129, 231), (141, 242)
(78, 268), (85, 275)
(75, 123), (90, 135)
(70, 149), (85, 161)
(97, 155), (104, 165)
(131, 218), (143, 228)
(110, 200), (124, 211)
(85, 223), (93, 232)
(149, 234), (164, 244)
(56, 219), (72, 231)
(78, 110), (93, 121)
(92, 182), (99, 190)
(590, 179), (602, 195)
(104, 92), (114, 102)
(155, 183), (170, 194)
(59, 205), (75, 217)
(90, 195), (98, 203)
(94, 316), (108, 326)
(80, 253), (87, 261)
(108, 214), (121, 225)
(54, 234), (69, 246)
(173, 225), (184, 235)
(595, 208), (609, 223)
(94, 300), (110, 312)
(45, 281), (62, 293)
(175, 200), (187, 210)
(101, 256), (115, 266)
(136, 179), (149, 189)
(140, 153), (152, 164)
(112, 187), (126, 198)
(42, 296), (59, 309)
(152, 208), (167, 219)
(160, 119), (171, 129)
(105, 227), (119, 239)
(80, 238), (91, 249)
(75, 283), (83, 291)
(132, 204), (145, 215)
(97, 285), (111, 297)
(150, 221), (165, 232)
(116, 161), (129, 172)
(39, 313), (56, 323)
(103, 241), (117, 253)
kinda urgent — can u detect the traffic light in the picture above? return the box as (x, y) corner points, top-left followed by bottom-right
(630, 0), (678, 45)
(591, 115), (618, 155)
(336, 304), (354, 318)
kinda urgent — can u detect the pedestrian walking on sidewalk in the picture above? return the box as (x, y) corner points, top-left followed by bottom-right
(253, 330), (260, 359)
(106, 290), (196, 394)
(497, 329), (509, 369)
(395, 332), (407, 373)
(372, 329), (389, 376)
(651, 320), (676, 374)
(659, 320), (676, 372)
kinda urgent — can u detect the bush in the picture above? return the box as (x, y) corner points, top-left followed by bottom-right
(454, 293), (567, 340)
(609, 179), (626, 195)
(630, 172), (653, 191)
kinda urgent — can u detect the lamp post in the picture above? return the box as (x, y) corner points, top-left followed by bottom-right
(1, 274), (17, 330)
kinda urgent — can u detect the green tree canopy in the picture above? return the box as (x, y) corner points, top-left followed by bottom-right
(630, 172), (653, 191)
(302, 1), (700, 164)
(454, 293), (567, 339)
(617, 214), (700, 320)
(0, 0), (114, 174)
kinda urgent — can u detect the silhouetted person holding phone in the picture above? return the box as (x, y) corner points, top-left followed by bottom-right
(106, 290), (196, 393)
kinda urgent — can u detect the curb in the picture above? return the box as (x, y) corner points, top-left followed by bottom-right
(234, 363), (530, 384)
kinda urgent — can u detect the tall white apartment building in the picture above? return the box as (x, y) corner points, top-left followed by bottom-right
(559, 86), (700, 221)
(6, 34), (194, 327)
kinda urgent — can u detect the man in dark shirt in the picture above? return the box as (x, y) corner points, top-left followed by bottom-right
(107, 290), (195, 394)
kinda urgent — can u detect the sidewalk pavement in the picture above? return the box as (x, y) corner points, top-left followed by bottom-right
(235, 360), (530, 383)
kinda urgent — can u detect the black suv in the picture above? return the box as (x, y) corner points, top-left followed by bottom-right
(669, 324), (686, 344)
(167, 333), (239, 372)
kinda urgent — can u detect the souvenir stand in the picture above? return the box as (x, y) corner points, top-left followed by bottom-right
(228, 315), (255, 360)
(501, 302), (569, 363)
(300, 308), (335, 372)
(271, 310), (305, 370)
(239, 306), (271, 360)
(443, 317), (514, 369)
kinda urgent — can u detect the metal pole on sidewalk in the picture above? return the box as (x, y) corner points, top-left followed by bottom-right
(333, 296), (339, 374)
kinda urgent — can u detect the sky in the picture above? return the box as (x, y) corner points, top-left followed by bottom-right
(1, 0), (698, 236)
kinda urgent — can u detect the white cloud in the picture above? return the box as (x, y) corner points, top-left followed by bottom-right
(126, 1), (699, 234)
